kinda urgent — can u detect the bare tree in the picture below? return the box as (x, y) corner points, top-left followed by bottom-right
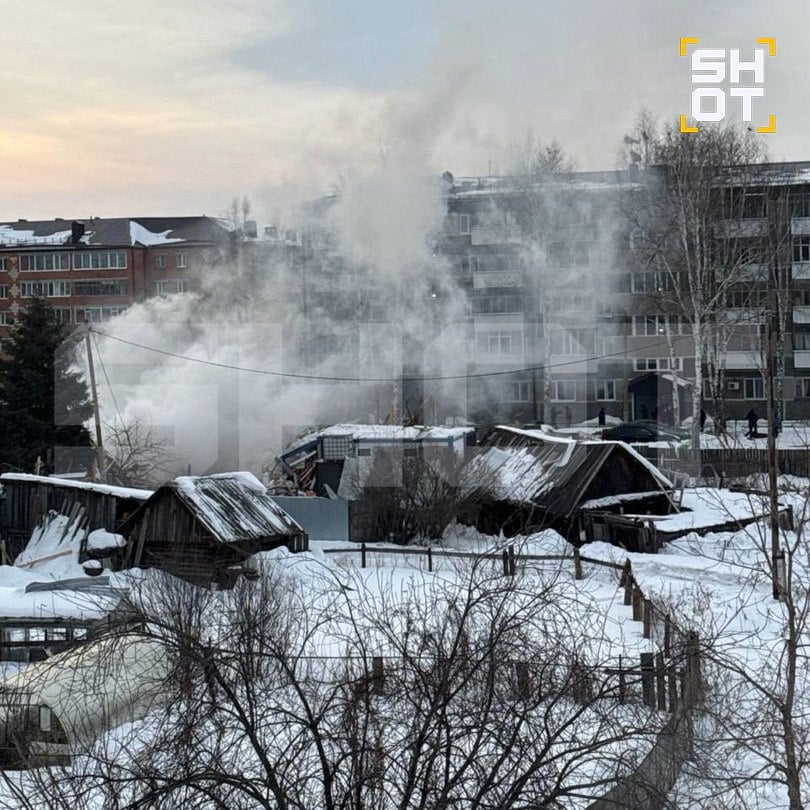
(1, 554), (668, 809)
(624, 119), (769, 447)
(103, 418), (177, 488)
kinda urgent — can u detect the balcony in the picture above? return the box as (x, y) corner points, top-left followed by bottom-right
(473, 271), (521, 289)
(724, 351), (761, 370)
(470, 226), (522, 246)
(794, 263), (810, 281)
(794, 306), (810, 324)
(794, 350), (810, 368)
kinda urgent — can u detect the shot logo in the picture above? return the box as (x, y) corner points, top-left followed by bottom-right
(680, 37), (776, 133)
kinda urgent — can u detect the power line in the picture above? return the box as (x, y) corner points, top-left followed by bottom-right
(89, 327), (691, 384)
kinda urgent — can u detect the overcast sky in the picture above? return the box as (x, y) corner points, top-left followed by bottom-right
(0, 0), (807, 222)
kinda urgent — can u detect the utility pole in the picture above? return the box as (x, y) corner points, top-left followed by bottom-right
(765, 316), (781, 599)
(84, 328), (105, 481)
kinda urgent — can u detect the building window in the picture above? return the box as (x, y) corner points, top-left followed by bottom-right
(798, 378), (810, 397)
(632, 314), (686, 337)
(155, 253), (166, 269)
(52, 308), (72, 324)
(0, 285), (7, 299)
(550, 329), (595, 355)
(155, 279), (189, 294)
(794, 289), (810, 307)
(0, 258), (5, 271)
(472, 295), (523, 314)
(458, 213), (471, 235)
(20, 253), (70, 272)
(476, 330), (522, 357)
(73, 251), (127, 270)
(0, 312), (13, 325)
(20, 280), (70, 297)
(743, 377), (764, 399)
(794, 237), (810, 264)
(547, 242), (571, 268)
(634, 357), (682, 372)
(75, 306), (128, 323)
(505, 380), (531, 402)
(595, 380), (616, 400)
(727, 289), (766, 308)
(460, 255), (479, 274)
(176, 252), (188, 269)
(550, 380), (576, 401)
(790, 191), (810, 218)
(73, 279), (128, 296)
(795, 333), (810, 350)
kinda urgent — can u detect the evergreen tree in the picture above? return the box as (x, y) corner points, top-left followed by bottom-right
(0, 298), (92, 472)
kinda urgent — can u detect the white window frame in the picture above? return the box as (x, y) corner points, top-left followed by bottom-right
(176, 252), (188, 269)
(595, 379), (616, 401)
(73, 251), (127, 270)
(550, 379), (577, 401)
(20, 253), (70, 272)
(458, 213), (471, 235)
(20, 280), (70, 298)
(505, 380), (531, 402)
(155, 253), (166, 270)
(743, 377), (764, 399)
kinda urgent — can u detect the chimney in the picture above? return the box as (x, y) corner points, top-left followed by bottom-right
(71, 221), (86, 244)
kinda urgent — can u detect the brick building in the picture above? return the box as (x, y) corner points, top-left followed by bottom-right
(0, 216), (233, 334)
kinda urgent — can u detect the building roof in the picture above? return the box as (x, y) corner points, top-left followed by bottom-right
(0, 473), (152, 501)
(143, 471), (303, 544)
(0, 216), (231, 248)
(476, 426), (673, 518)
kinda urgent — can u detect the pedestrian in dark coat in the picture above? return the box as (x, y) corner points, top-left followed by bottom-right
(746, 408), (759, 438)
(598, 407), (606, 427)
(700, 408), (707, 431)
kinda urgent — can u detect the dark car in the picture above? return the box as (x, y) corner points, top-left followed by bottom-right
(600, 423), (682, 443)
(627, 419), (692, 440)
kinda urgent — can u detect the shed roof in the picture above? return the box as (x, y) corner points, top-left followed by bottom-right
(0, 473), (152, 501)
(476, 426), (673, 518)
(156, 471), (302, 543)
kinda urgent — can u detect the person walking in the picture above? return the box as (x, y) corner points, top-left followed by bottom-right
(598, 406), (606, 427)
(746, 408), (759, 438)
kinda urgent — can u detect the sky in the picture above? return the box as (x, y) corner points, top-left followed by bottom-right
(1, 0), (809, 222)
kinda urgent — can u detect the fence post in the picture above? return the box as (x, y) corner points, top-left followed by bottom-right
(640, 652), (655, 708)
(655, 652), (666, 711)
(371, 656), (384, 695)
(685, 631), (702, 706)
(427, 546), (433, 573)
(502, 548), (509, 577)
(618, 655), (626, 704)
(574, 547), (583, 580)
(515, 661), (530, 700)
(632, 585), (642, 621)
(509, 544), (517, 576)
(668, 665), (678, 712)
(623, 570), (633, 607)
(619, 558), (631, 589)
(642, 599), (652, 639)
(663, 614), (672, 657)
(361, 542), (367, 569)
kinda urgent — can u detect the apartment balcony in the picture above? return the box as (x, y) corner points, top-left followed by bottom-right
(794, 350), (810, 368)
(713, 218), (768, 237)
(794, 306), (810, 324)
(549, 354), (600, 374)
(794, 263), (810, 281)
(724, 351), (761, 370)
(792, 217), (810, 236)
(470, 226), (522, 246)
(473, 270), (521, 289)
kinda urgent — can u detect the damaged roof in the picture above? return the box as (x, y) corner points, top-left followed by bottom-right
(154, 472), (302, 544)
(475, 426), (673, 519)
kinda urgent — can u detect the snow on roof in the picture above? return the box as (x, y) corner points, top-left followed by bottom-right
(319, 424), (474, 441)
(641, 488), (772, 534)
(0, 633), (169, 751)
(0, 473), (152, 500)
(129, 221), (185, 246)
(0, 225), (72, 246)
(169, 471), (303, 543)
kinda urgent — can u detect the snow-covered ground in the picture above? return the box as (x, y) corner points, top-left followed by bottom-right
(0, 484), (805, 806)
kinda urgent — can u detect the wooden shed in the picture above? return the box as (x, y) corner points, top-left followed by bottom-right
(117, 472), (308, 586)
(473, 426), (676, 541)
(0, 474), (151, 557)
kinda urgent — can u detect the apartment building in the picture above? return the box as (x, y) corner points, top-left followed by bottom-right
(441, 163), (810, 424)
(0, 216), (233, 334)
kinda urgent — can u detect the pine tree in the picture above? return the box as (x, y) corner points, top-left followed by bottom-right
(0, 298), (92, 472)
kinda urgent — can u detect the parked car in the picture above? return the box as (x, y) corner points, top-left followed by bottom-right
(626, 419), (692, 440)
(600, 423), (683, 443)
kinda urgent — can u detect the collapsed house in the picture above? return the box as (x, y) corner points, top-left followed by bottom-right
(0, 633), (169, 768)
(473, 426), (677, 544)
(275, 424), (476, 541)
(115, 472), (307, 586)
